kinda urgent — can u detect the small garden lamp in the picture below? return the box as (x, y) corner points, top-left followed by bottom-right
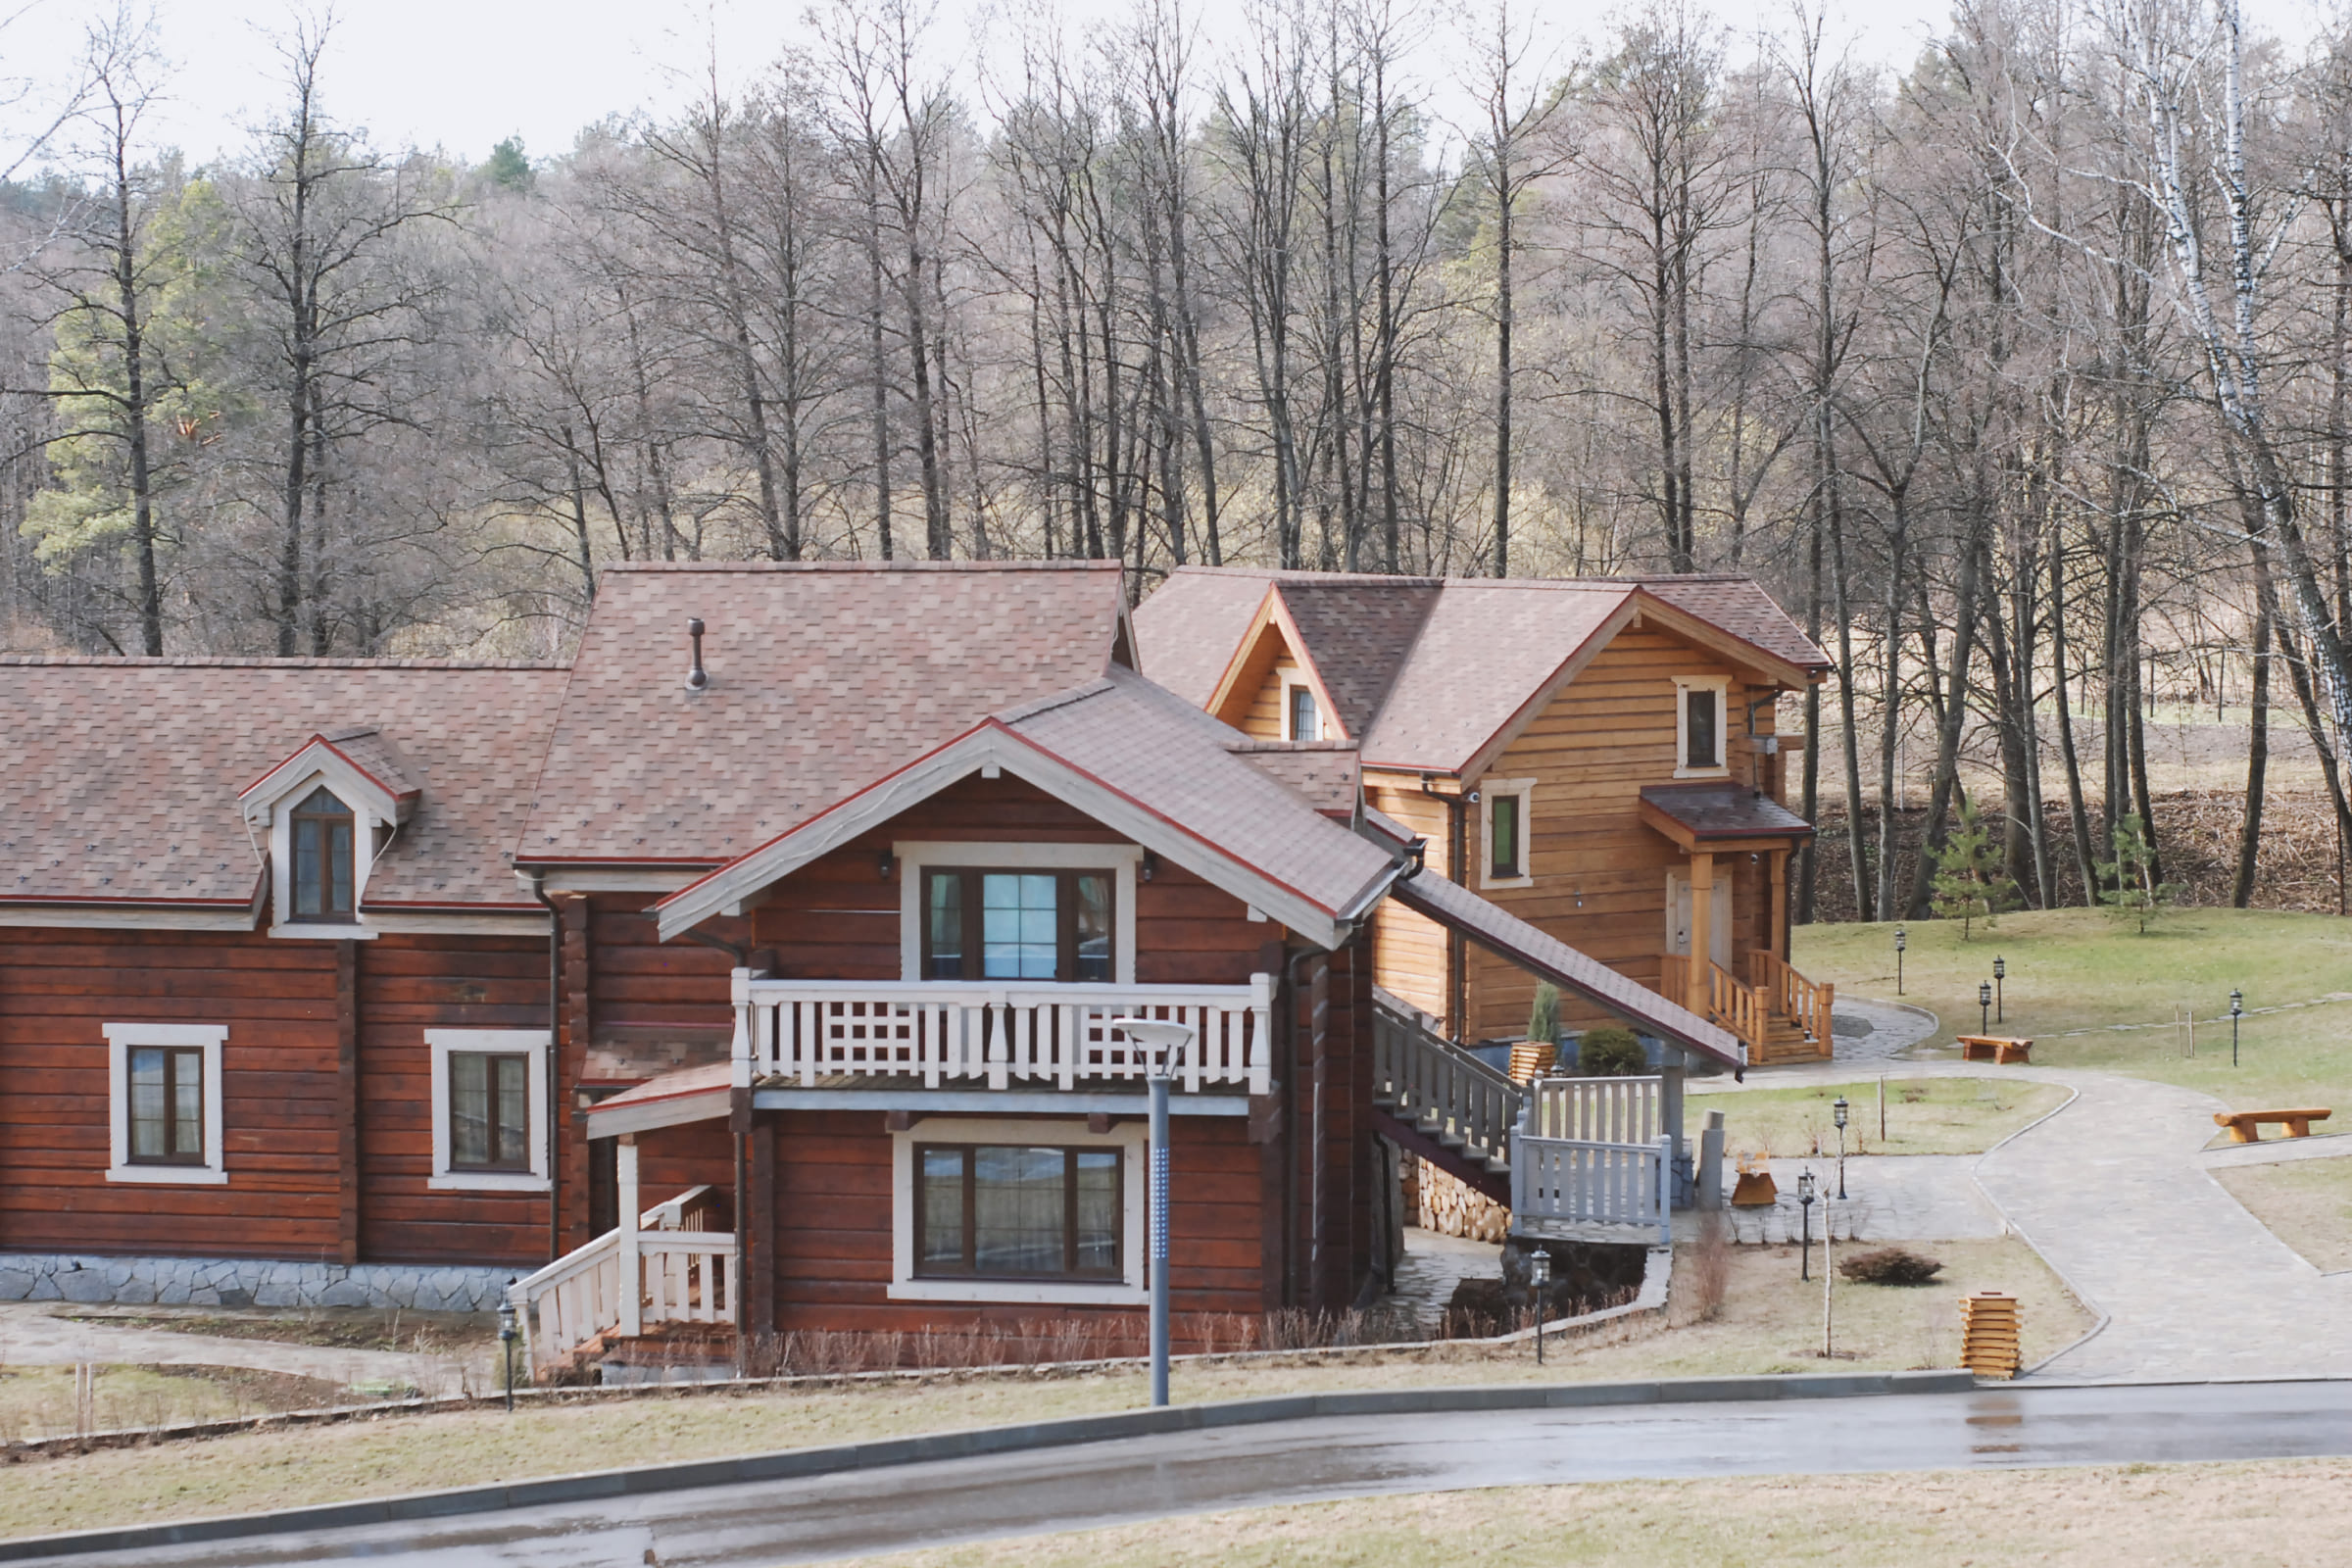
(1894, 925), (1907, 995)
(1979, 981), (1992, 1035)
(1797, 1170), (1817, 1281)
(2230, 988), (2244, 1069)
(1527, 1248), (1552, 1365)
(1993, 956), (2006, 1022)
(497, 1287), (518, 1413)
(1832, 1096), (1849, 1199)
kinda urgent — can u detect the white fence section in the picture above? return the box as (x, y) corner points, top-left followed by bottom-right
(1510, 1130), (1673, 1245)
(1527, 1075), (1662, 1144)
(511, 1226), (738, 1375)
(733, 974), (1275, 1095)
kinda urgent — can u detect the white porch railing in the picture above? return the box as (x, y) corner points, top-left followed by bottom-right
(1510, 1128), (1673, 1245)
(731, 973), (1275, 1096)
(1527, 1075), (1662, 1145)
(510, 1227), (739, 1375)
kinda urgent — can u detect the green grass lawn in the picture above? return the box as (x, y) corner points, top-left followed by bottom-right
(1686, 1077), (2070, 1159)
(1794, 907), (2352, 1116)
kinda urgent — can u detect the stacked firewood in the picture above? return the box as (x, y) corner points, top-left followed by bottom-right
(1416, 1158), (1509, 1242)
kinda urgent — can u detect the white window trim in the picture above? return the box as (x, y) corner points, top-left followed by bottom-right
(1279, 672), (1323, 741)
(895, 841), (1143, 985)
(265, 770), (381, 941)
(890, 1115), (1149, 1305)
(426, 1029), (552, 1192)
(1673, 676), (1732, 778)
(105, 1023), (228, 1186)
(1478, 777), (1537, 890)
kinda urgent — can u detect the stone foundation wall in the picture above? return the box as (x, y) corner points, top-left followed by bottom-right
(0, 1253), (513, 1312)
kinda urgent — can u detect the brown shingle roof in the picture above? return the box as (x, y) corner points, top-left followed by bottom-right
(0, 659), (567, 909)
(519, 562), (1131, 866)
(1639, 781), (1814, 841)
(1136, 567), (1831, 775)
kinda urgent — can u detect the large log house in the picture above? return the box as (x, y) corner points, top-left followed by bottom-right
(0, 562), (1741, 1367)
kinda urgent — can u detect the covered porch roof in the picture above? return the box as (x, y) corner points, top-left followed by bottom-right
(1639, 781), (1814, 854)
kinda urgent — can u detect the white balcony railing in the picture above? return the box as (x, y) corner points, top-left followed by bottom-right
(730, 973), (1275, 1097)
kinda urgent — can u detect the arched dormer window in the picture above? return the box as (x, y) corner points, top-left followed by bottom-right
(290, 786), (356, 920)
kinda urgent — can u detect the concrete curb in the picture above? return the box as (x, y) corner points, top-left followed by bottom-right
(0, 1369), (1978, 1562)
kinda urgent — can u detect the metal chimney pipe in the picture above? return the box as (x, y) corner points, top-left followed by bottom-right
(685, 617), (709, 693)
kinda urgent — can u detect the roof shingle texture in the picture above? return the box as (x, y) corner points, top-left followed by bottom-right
(0, 660), (566, 907)
(1135, 567), (1831, 774)
(520, 562), (1129, 865)
(999, 669), (1398, 920)
(1640, 782), (1814, 840)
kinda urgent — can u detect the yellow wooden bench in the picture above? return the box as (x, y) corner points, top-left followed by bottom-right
(1957, 1034), (2033, 1064)
(2214, 1108), (2333, 1144)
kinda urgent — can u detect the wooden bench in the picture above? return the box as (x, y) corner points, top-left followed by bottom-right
(2214, 1108), (2333, 1144)
(1957, 1035), (2033, 1064)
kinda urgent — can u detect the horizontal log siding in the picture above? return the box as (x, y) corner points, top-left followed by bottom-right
(0, 925), (552, 1266)
(359, 932), (553, 1267)
(748, 774), (1265, 988)
(1464, 627), (1774, 1040)
(1240, 654), (1302, 740)
(767, 1108), (1265, 1341)
(1362, 778), (1450, 1024)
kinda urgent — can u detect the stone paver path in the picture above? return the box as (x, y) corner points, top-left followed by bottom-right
(1383, 1229), (1501, 1334)
(1828, 996), (1942, 1062)
(0, 1302), (484, 1396)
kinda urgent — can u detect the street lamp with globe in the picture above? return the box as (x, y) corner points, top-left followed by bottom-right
(1110, 1016), (1197, 1409)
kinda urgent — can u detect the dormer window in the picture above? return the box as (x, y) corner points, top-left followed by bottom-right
(1286, 680), (1320, 742)
(290, 786), (356, 920)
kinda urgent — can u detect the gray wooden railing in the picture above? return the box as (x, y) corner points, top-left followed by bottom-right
(1510, 1127), (1673, 1245)
(1370, 993), (1520, 1173)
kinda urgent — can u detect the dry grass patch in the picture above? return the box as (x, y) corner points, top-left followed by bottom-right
(833, 1458), (2352, 1568)
(0, 1363), (348, 1445)
(1690, 1076), (2070, 1159)
(2213, 1154), (2352, 1271)
(0, 1233), (2088, 1543)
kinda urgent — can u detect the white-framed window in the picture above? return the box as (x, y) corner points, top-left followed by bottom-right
(895, 842), (1142, 985)
(105, 1023), (227, 1185)
(890, 1115), (1148, 1305)
(1674, 676), (1731, 777)
(267, 773), (382, 940)
(426, 1030), (551, 1191)
(1281, 673), (1322, 741)
(1479, 777), (1537, 889)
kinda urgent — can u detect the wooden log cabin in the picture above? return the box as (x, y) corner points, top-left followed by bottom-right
(0, 561), (1741, 1367)
(1134, 568), (1838, 1068)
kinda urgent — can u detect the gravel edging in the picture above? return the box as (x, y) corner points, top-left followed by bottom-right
(0, 1368), (1978, 1562)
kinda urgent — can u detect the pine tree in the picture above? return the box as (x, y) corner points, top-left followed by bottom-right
(1930, 800), (2019, 939)
(2096, 813), (2180, 934)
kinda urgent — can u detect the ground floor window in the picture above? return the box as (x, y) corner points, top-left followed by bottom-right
(104, 1023), (227, 1185)
(427, 1029), (550, 1191)
(914, 1144), (1122, 1279)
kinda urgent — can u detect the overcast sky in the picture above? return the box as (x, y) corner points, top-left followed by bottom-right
(2, 0), (2339, 172)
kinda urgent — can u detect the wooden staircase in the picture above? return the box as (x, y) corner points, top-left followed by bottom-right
(1659, 951), (1834, 1066)
(1370, 992), (1518, 1203)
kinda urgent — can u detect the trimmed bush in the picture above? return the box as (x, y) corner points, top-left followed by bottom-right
(1838, 1247), (1944, 1286)
(1528, 982), (1561, 1047)
(1576, 1027), (1647, 1077)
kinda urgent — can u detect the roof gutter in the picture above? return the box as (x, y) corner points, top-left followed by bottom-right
(527, 871), (563, 1265)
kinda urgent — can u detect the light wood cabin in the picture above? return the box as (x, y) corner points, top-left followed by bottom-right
(1135, 569), (1838, 1066)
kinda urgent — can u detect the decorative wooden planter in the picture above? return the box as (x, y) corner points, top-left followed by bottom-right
(1960, 1291), (2022, 1379)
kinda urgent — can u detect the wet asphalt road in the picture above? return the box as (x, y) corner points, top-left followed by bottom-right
(20, 1380), (2352, 1567)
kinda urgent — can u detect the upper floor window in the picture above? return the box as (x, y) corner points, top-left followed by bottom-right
(290, 785), (356, 920)
(1286, 680), (1320, 742)
(1480, 778), (1536, 888)
(924, 869), (1113, 982)
(1674, 677), (1730, 777)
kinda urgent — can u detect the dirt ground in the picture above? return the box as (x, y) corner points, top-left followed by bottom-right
(2213, 1156), (2352, 1273)
(832, 1458), (2352, 1567)
(0, 1362), (348, 1445)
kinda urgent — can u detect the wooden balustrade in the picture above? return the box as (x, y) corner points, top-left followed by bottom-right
(1510, 1132), (1673, 1244)
(1748, 950), (1835, 1050)
(1528, 1075), (1660, 1144)
(1371, 995), (1520, 1168)
(512, 1224), (739, 1375)
(1707, 960), (1770, 1060)
(737, 976), (1273, 1096)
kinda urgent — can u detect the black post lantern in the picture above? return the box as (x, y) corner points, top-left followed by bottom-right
(1894, 925), (1907, 995)
(497, 1287), (518, 1413)
(1797, 1170), (1817, 1281)
(1528, 1248), (1552, 1365)
(1993, 956), (2006, 1023)
(1979, 981), (1992, 1035)
(1833, 1096), (1849, 1199)
(2231, 988), (2244, 1069)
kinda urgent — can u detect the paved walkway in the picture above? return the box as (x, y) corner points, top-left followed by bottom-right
(0, 1303), (483, 1395)
(1383, 1230), (1501, 1334)
(1828, 995), (1943, 1062)
(1712, 1155), (2004, 1246)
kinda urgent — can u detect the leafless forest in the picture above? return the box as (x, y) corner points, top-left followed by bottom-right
(4, 0), (2351, 920)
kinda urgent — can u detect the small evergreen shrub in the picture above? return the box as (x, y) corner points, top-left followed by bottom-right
(1837, 1247), (1944, 1286)
(1576, 1027), (1647, 1077)
(1527, 982), (1562, 1047)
